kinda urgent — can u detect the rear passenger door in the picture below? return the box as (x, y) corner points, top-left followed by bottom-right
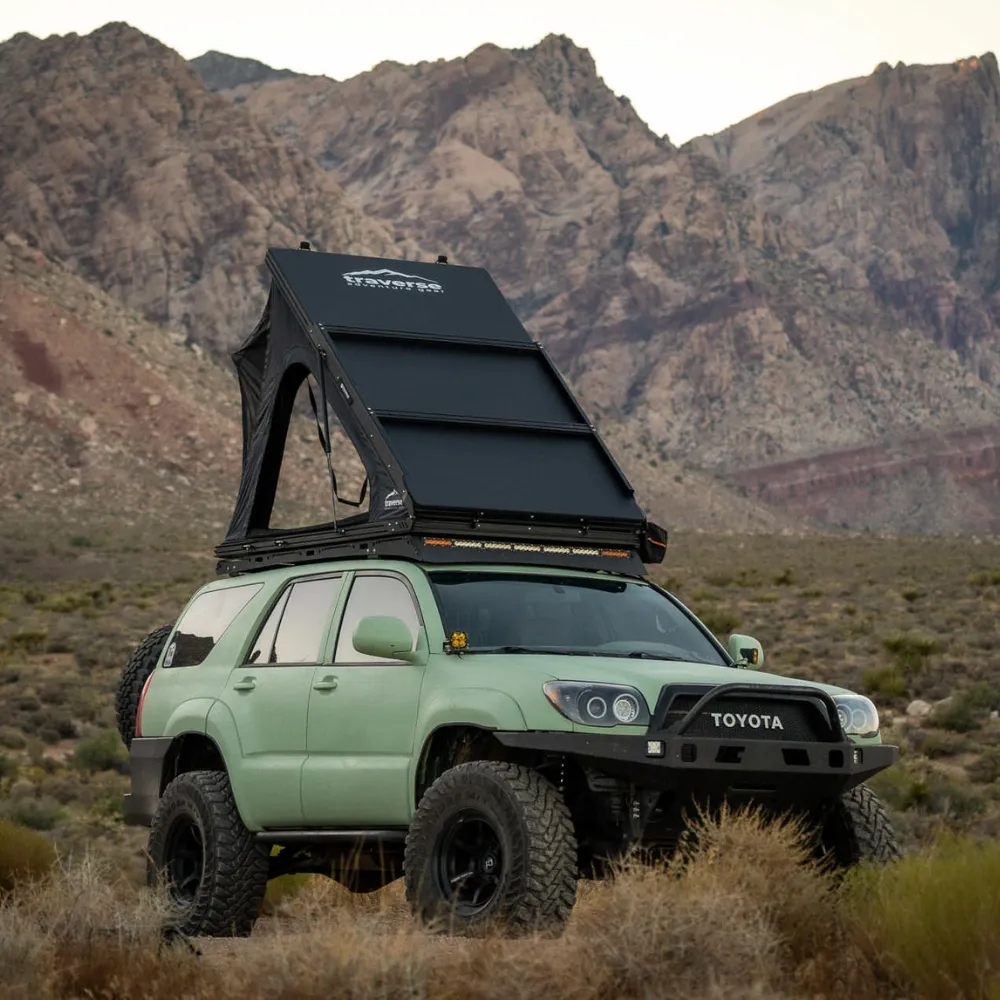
(219, 574), (344, 828)
(301, 572), (426, 827)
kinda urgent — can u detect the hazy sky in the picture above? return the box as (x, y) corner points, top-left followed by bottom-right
(2, 0), (998, 144)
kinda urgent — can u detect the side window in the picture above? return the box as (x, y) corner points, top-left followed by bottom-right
(335, 575), (420, 664)
(165, 584), (263, 668)
(246, 589), (291, 665)
(247, 576), (342, 665)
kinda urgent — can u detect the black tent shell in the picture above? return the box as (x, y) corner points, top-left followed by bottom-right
(215, 247), (666, 576)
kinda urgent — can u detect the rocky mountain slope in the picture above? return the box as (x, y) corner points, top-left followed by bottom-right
(0, 23), (412, 357)
(0, 230), (367, 534)
(690, 55), (1000, 386)
(217, 38), (1000, 531)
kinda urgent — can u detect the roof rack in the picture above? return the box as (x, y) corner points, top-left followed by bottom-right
(215, 247), (666, 576)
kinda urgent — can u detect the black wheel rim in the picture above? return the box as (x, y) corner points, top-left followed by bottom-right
(162, 814), (204, 906)
(435, 810), (504, 917)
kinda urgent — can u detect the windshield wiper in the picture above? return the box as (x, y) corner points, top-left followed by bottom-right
(622, 651), (685, 661)
(465, 646), (600, 656)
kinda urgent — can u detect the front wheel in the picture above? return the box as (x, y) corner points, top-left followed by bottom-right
(147, 770), (269, 937)
(404, 761), (577, 936)
(821, 783), (902, 868)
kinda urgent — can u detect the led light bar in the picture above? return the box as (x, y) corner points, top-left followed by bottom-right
(423, 537), (631, 559)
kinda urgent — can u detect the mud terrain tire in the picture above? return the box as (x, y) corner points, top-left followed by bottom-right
(823, 783), (902, 867)
(147, 769), (269, 937)
(404, 761), (577, 936)
(115, 623), (172, 748)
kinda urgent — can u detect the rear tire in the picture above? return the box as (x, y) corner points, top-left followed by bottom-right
(147, 770), (268, 937)
(115, 623), (172, 748)
(822, 783), (902, 867)
(404, 761), (577, 936)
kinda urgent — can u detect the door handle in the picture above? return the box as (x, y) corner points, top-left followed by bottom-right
(232, 677), (256, 692)
(313, 675), (338, 692)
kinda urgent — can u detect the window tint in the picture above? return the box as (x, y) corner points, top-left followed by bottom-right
(335, 575), (420, 663)
(260, 577), (343, 664)
(165, 584), (263, 668)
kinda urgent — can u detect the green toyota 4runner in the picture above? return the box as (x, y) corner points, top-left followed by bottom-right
(117, 245), (899, 937)
(119, 560), (899, 938)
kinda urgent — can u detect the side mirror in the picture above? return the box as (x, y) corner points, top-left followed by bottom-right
(353, 616), (426, 664)
(728, 634), (764, 669)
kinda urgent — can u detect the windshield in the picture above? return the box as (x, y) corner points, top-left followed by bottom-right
(428, 571), (727, 665)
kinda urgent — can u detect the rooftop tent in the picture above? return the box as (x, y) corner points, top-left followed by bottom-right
(215, 247), (666, 575)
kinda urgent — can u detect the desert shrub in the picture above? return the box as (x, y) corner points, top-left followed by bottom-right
(870, 761), (983, 820)
(882, 633), (942, 677)
(0, 819), (56, 893)
(914, 729), (969, 758)
(0, 794), (67, 831)
(0, 753), (18, 781)
(703, 571), (733, 588)
(967, 749), (1000, 785)
(846, 834), (1000, 1000)
(773, 567), (794, 586)
(695, 607), (742, 635)
(861, 664), (907, 699)
(968, 566), (1000, 588)
(70, 729), (127, 774)
(40, 591), (91, 614)
(7, 629), (48, 654)
(930, 683), (1000, 733)
(900, 587), (924, 602)
(568, 805), (871, 1000)
(690, 587), (719, 602)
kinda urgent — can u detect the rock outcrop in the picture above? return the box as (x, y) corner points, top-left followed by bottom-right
(0, 23), (408, 356)
(190, 50), (299, 91)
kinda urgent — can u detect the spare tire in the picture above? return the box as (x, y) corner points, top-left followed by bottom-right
(115, 623), (173, 749)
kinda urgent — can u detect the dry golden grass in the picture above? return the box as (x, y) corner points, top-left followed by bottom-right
(845, 834), (1000, 1000)
(0, 819), (56, 893)
(2, 806), (999, 999)
(0, 809), (857, 1000)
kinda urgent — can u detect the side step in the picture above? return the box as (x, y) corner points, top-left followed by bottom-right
(255, 829), (407, 845)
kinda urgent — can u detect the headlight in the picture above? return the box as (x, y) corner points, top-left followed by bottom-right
(543, 681), (650, 728)
(833, 694), (880, 738)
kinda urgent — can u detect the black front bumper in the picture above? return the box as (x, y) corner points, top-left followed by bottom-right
(497, 681), (897, 804)
(492, 731), (897, 803)
(123, 737), (172, 827)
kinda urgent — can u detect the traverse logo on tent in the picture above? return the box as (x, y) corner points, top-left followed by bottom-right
(342, 268), (444, 294)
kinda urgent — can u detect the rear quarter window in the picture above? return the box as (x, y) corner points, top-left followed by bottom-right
(165, 583), (263, 668)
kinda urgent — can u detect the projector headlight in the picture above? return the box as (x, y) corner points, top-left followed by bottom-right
(543, 681), (650, 728)
(833, 694), (880, 738)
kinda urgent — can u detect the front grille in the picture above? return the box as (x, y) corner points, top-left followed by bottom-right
(660, 693), (829, 743)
